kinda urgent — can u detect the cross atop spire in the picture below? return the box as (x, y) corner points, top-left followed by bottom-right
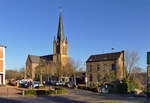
(57, 11), (64, 42)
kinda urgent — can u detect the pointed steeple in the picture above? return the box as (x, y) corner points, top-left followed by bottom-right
(57, 11), (64, 42)
(65, 36), (68, 44)
(53, 36), (56, 43)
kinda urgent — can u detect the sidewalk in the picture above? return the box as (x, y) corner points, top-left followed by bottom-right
(0, 85), (23, 97)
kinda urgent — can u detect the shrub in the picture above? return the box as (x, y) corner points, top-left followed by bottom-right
(38, 85), (46, 89)
(24, 90), (36, 96)
(55, 88), (65, 90)
(109, 79), (139, 94)
(49, 90), (56, 94)
(93, 82), (101, 88)
(127, 80), (138, 93)
(55, 88), (66, 94)
(36, 90), (50, 96)
(23, 88), (66, 96)
(24, 90), (49, 96)
(108, 80), (128, 94)
(118, 79), (128, 94)
(86, 87), (98, 92)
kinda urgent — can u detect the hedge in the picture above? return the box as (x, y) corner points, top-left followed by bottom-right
(36, 90), (50, 96)
(86, 87), (98, 92)
(24, 90), (36, 96)
(38, 85), (46, 89)
(55, 88), (66, 94)
(24, 88), (66, 96)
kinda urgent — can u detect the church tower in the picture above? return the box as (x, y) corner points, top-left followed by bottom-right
(53, 12), (68, 66)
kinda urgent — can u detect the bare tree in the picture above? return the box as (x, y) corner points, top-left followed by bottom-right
(125, 50), (139, 80)
(99, 67), (116, 84)
(46, 63), (57, 81)
(66, 58), (84, 85)
(6, 67), (25, 80)
(130, 67), (146, 89)
(6, 69), (18, 80)
(35, 59), (48, 83)
(34, 57), (85, 83)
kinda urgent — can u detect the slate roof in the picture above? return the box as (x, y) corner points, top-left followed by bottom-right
(28, 55), (40, 63)
(86, 51), (124, 63)
(40, 55), (53, 61)
(28, 54), (53, 63)
(0, 45), (7, 48)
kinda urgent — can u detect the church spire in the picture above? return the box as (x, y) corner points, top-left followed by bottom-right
(57, 11), (64, 42)
(65, 36), (68, 44)
(53, 35), (56, 43)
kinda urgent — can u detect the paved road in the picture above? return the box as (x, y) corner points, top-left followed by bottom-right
(0, 88), (147, 103)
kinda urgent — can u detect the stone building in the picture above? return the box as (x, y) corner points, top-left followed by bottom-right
(0, 45), (6, 85)
(25, 12), (69, 80)
(86, 51), (125, 84)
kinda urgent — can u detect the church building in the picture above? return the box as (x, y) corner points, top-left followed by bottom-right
(25, 12), (69, 80)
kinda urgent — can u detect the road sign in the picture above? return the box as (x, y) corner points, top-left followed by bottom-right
(148, 66), (150, 77)
(147, 66), (150, 94)
(147, 52), (150, 65)
(147, 53), (150, 102)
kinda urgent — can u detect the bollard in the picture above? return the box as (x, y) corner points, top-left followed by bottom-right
(56, 90), (57, 94)
(22, 91), (24, 96)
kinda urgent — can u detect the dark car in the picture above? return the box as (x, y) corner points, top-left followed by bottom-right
(19, 81), (29, 88)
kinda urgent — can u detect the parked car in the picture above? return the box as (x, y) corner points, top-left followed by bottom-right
(56, 81), (66, 86)
(19, 81), (29, 88)
(50, 80), (57, 85)
(9, 80), (17, 86)
(78, 84), (86, 89)
(66, 82), (77, 88)
(32, 81), (40, 88)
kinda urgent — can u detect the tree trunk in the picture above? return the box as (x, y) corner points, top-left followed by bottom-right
(40, 74), (42, 84)
(74, 74), (76, 86)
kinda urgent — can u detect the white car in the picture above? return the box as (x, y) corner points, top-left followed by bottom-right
(56, 82), (65, 86)
(32, 81), (40, 88)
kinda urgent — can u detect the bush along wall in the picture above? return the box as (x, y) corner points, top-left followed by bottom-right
(108, 80), (128, 94)
(55, 88), (66, 94)
(23, 88), (66, 96)
(108, 79), (139, 94)
(24, 90), (36, 96)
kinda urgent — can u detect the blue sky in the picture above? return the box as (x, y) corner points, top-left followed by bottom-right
(0, 0), (149, 71)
